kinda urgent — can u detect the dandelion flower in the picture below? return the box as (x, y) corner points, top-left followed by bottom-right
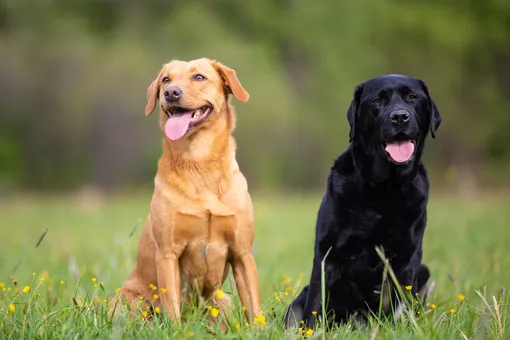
(92, 278), (97, 283)
(40, 278), (45, 282)
(209, 307), (219, 318)
(153, 294), (159, 300)
(306, 329), (314, 336)
(141, 317), (145, 322)
(103, 299), (108, 303)
(275, 296), (281, 302)
(287, 286), (293, 291)
(312, 311), (317, 315)
(116, 288), (121, 293)
(23, 286), (30, 293)
(161, 288), (167, 293)
(151, 285), (157, 291)
(458, 294), (465, 301)
(60, 281), (64, 285)
(298, 328), (303, 335)
(450, 308), (456, 314)
(0, 282), (5, 288)
(142, 311), (148, 317)
(9, 304), (15, 313)
(155, 307), (161, 314)
(430, 304), (437, 309)
(235, 323), (240, 329)
(405, 285), (412, 291)
(254, 315), (266, 326)
(216, 289), (224, 299)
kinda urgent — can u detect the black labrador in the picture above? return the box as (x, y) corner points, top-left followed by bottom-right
(284, 74), (441, 328)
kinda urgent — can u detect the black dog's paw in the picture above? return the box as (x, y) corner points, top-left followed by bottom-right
(283, 285), (309, 329)
(416, 264), (434, 303)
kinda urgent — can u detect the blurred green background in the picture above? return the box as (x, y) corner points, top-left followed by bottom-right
(1, 0), (510, 195)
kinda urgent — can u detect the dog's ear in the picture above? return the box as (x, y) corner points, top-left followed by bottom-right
(347, 85), (364, 143)
(419, 80), (442, 139)
(212, 61), (250, 103)
(145, 69), (164, 116)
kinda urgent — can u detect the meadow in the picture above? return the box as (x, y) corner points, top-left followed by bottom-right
(0, 191), (509, 339)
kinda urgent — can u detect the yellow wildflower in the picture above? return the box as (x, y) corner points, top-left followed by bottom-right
(151, 285), (157, 291)
(458, 294), (465, 301)
(93, 284), (98, 288)
(287, 286), (293, 291)
(312, 311), (317, 315)
(9, 304), (15, 313)
(161, 288), (167, 293)
(154, 307), (161, 314)
(92, 278), (97, 283)
(209, 307), (219, 318)
(216, 289), (224, 299)
(275, 296), (281, 302)
(450, 308), (456, 314)
(116, 288), (121, 293)
(298, 327), (303, 335)
(141, 317), (145, 322)
(0, 282), (5, 288)
(306, 329), (314, 336)
(153, 294), (159, 300)
(235, 323), (240, 329)
(241, 306), (247, 311)
(103, 299), (108, 303)
(430, 304), (437, 309)
(40, 278), (45, 282)
(23, 286), (31, 293)
(60, 281), (64, 285)
(142, 311), (148, 317)
(405, 285), (412, 291)
(285, 292), (288, 296)
(254, 315), (266, 326)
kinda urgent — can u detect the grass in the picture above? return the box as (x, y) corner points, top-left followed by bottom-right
(1, 191), (510, 339)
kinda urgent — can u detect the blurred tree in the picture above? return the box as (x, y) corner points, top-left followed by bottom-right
(0, 0), (509, 193)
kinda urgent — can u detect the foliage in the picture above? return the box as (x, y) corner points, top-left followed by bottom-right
(0, 1), (509, 192)
(0, 193), (509, 338)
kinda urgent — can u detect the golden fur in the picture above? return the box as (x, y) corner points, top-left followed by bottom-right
(119, 58), (262, 323)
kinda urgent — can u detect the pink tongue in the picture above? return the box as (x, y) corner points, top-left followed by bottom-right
(164, 112), (193, 141)
(385, 141), (415, 163)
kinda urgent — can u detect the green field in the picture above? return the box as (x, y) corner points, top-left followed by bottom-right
(1, 192), (509, 339)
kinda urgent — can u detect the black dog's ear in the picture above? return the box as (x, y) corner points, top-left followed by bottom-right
(347, 85), (364, 143)
(419, 80), (442, 139)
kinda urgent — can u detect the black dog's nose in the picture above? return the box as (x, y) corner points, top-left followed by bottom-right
(390, 110), (410, 124)
(164, 86), (182, 102)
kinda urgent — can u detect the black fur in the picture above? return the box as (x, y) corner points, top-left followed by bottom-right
(284, 74), (441, 328)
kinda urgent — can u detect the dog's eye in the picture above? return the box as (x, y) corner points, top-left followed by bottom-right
(161, 77), (170, 83)
(193, 74), (207, 81)
(372, 97), (383, 105)
(407, 93), (418, 100)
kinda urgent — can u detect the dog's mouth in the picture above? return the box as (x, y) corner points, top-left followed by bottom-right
(381, 135), (416, 164)
(163, 104), (213, 141)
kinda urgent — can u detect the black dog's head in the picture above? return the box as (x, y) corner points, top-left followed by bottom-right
(346, 74), (441, 179)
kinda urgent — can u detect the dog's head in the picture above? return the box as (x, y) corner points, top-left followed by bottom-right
(144, 58), (249, 141)
(346, 74), (441, 177)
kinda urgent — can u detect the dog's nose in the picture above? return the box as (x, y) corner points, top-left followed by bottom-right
(390, 110), (410, 124)
(164, 86), (182, 102)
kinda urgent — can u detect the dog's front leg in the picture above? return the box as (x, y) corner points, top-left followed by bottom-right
(156, 250), (182, 321)
(301, 262), (323, 328)
(232, 251), (262, 322)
